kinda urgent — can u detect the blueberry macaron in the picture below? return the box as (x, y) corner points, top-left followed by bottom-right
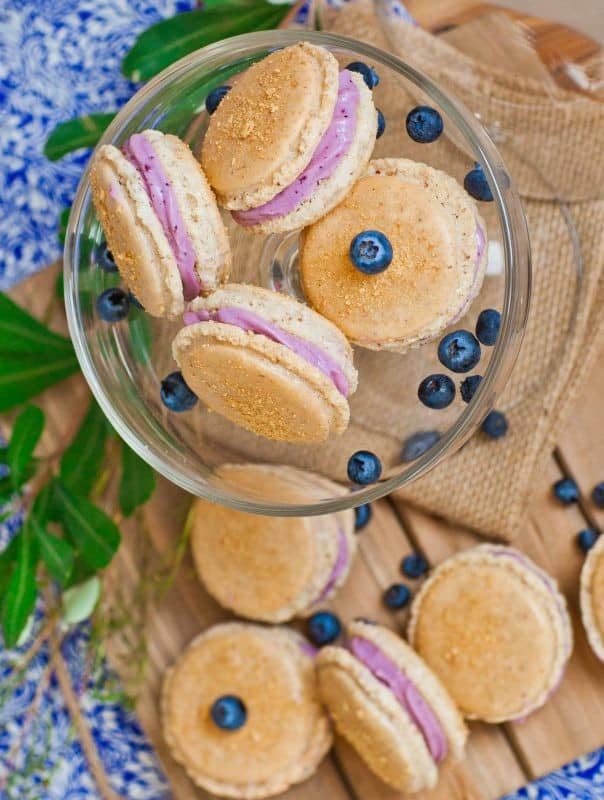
(580, 533), (604, 661)
(162, 623), (331, 798)
(171, 284), (358, 442)
(91, 129), (231, 317)
(300, 158), (487, 351)
(409, 545), (572, 722)
(201, 42), (377, 234)
(316, 619), (467, 791)
(190, 464), (356, 622)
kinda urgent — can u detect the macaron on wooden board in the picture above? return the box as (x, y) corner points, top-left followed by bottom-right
(580, 534), (604, 662)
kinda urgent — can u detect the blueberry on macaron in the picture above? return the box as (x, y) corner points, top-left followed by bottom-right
(476, 309), (501, 346)
(406, 106), (444, 143)
(481, 410), (508, 439)
(418, 374), (455, 409)
(464, 164), (493, 202)
(347, 450), (382, 484)
(205, 85), (230, 115)
(307, 610), (342, 646)
(160, 371), (198, 412)
(96, 287), (130, 322)
(349, 230), (393, 274)
(438, 330), (481, 373)
(346, 61), (380, 89)
(376, 109), (386, 139)
(210, 695), (247, 730)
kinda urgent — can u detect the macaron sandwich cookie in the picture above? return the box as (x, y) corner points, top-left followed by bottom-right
(201, 42), (377, 234)
(580, 533), (604, 661)
(171, 284), (358, 442)
(316, 619), (467, 791)
(162, 623), (331, 798)
(299, 158), (487, 351)
(190, 464), (356, 622)
(409, 545), (572, 722)
(91, 129), (231, 317)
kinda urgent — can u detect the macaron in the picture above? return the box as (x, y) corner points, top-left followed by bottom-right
(316, 619), (467, 791)
(580, 533), (604, 661)
(91, 129), (231, 317)
(190, 464), (356, 622)
(299, 158), (487, 351)
(201, 42), (377, 234)
(408, 545), (572, 722)
(162, 623), (331, 798)
(171, 284), (358, 442)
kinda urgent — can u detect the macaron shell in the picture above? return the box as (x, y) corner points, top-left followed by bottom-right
(162, 624), (332, 798)
(243, 72), (377, 236)
(580, 534), (604, 661)
(172, 322), (350, 442)
(201, 42), (339, 210)
(408, 547), (569, 722)
(317, 646), (438, 791)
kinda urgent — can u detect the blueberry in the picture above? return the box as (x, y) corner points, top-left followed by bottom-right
(481, 410), (508, 439)
(405, 106), (443, 143)
(346, 61), (379, 89)
(376, 109), (386, 139)
(205, 85), (230, 114)
(591, 482), (604, 508)
(460, 375), (483, 403)
(307, 611), (342, 646)
(577, 528), (600, 552)
(464, 165), (493, 202)
(418, 374), (455, 409)
(160, 371), (198, 412)
(401, 553), (429, 579)
(401, 430), (441, 462)
(347, 451), (382, 485)
(553, 477), (579, 504)
(438, 330), (481, 373)
(128, 292), (144, 310)
(383, 583), (411, 609)
(349, 230), (392, 274)
(210, 695), (247, 730)
(476, 309), (501, 346)
(97, 244), (119, 273)
(96, 288), (130, 322)
(354, 503), (372, 531)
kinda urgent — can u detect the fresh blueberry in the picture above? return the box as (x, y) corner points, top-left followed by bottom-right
(418, 374), (455, 409)
(460, 374), (483, 403)
(464, 165), (493, 202)
(383, 583), (411, 609)
(160, 371), (198, 412)
(481, 410), (508, 439)
(354, 503), (372, 531)
(577, 528), (600, 552)
(128, 292), (144, 310)
(553, 477), (579, 504)
(210, 695), (247, 730)
(405, 106), (444, 143)
(205, 85), (230, 114)
(96, 288), (130, 322)
(347, 451), (382, 484)
(307, 611), (342, 646)
(97, 244), (119, 273)
(591, 482), (604, 508)
(401, 430), (441, 462)
(476, 309), (501, 346)
(346, 61), (380, 89)
(401, 553), (429, 579)
(376, 109), (386, 139)
(349, 230), (392, 274)
(438, 330), (481, 373)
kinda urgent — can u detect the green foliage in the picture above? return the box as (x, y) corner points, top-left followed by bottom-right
(58, 207), (71, 245)
(7, 405), (45, 488)
(60, 400), (108, 496)
(119, 441), (156, 517)
(1, 526), (38, 647)
(32, 516), (74, 586)
(43, 113), (116, 161)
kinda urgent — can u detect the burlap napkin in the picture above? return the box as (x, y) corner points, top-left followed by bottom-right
(317, 0), (604, 540)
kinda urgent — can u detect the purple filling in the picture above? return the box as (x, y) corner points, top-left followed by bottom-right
(300, 641), (319, 658)
(348, 637), (448, 763)
(123, 133), (200, 300)
(312, 529), (349, 605)
(232, 70), (360, 226)
(183, 306), (349, 396)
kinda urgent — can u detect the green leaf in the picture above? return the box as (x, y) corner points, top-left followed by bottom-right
(119, 442), (156, 517)
(122, 3), (290, 82)
(0, 293), (76, 358)
(43, 113), (116, 161)
(62, 576), (101, 625)
(31, 517), (74, 586)
(0, 354), (80, 412)
(55, 268), (65, 300)
(58, 207), (71, 246)
(54, 481), (120, 570)
(1, 528), (38, 648)
(128, 313), (152, 365)
(0, 536), (19, 594)
(7, 405), (45, 488)
(32, 478), (64, 523)
(60, 400), (108, 496)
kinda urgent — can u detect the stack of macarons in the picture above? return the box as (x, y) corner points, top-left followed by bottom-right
(580, 533), (604, 662)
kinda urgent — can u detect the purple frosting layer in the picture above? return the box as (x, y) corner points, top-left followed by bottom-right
(123, 133), (200, 301)
(183, 306), (349, 396)
(313, 529), (349, 605)
(348, 637), (448, 763)
(232, 70), (360, 226)
(300, 641), (319, 658)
